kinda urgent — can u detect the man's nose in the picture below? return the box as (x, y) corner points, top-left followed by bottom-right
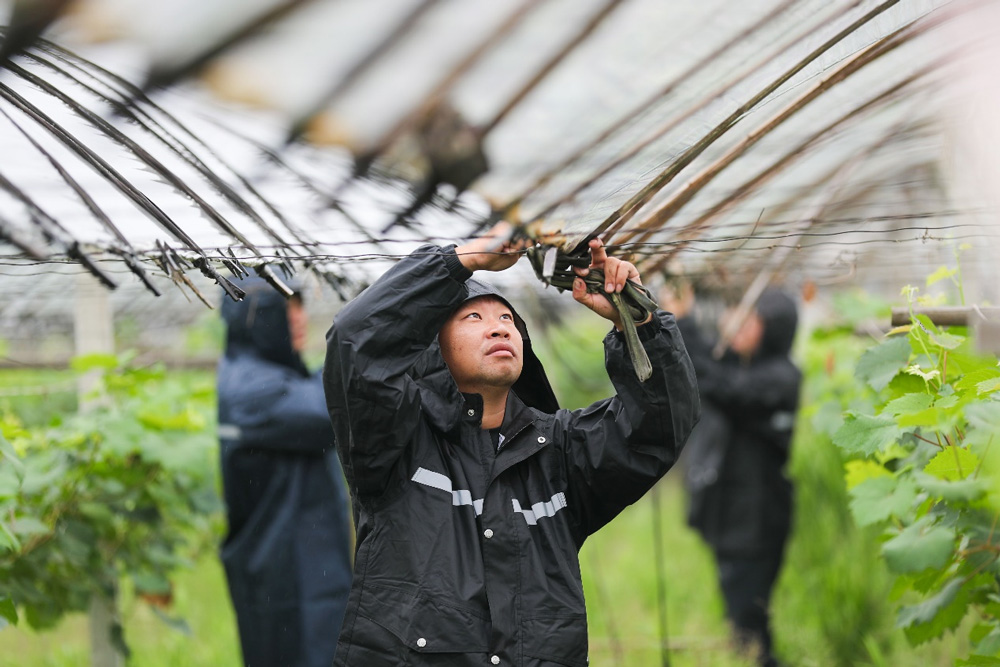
(489, 322), (511, 338)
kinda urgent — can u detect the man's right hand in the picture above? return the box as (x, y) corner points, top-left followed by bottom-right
(455, 222), (529, 272)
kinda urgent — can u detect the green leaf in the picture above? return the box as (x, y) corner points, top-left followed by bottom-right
(970, 623), (1000, 656)
(882, 517), (956, 573)
(133, 572), (171, 595)
(926, 265), (957, 287)
(0, 596), (16, 626)
(955, 368), (1000, 396)
(855, 336), (912, 391)
(849, 476), (918, 526)
(834, 413), (903, 456)
(884, 393), (933, 416)
(957, 657), (1000, 666)
(930, 331), (964, 351)
(978, 377), (1000, 395)
(924, 446), (980, 481)
(897, 401), (961, 432)
(916, 472), (988, 503)
(898, 577), (968, 644)
(887, 372), (929, 399)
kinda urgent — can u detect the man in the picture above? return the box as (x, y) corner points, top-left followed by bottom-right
(669, 286), (800, 667)
(218, 277), (353, 667)
(324, 225), (699, 666)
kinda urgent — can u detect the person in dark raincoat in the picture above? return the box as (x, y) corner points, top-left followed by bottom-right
(668, 286), (801, 667)
(324, 224), (699, 666)
(218, 276), (353, 667)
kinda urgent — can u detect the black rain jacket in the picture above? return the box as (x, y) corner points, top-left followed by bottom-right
(323, 246), (699, 666)
(679, 290), (801, 557)
(218, 277), (353, 667)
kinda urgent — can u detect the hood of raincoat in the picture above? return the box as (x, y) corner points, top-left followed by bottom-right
(221, 275), (308, 376)
(755, 288), (798, 358)
(460, 278), (560, 414)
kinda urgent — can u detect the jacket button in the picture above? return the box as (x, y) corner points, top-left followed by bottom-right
(537, 436), (546, 443)
(468, 409), (475, 416)
(491, 656), (500, 665)
(484, 528), (494, 539)
(417, 638), (427, 648)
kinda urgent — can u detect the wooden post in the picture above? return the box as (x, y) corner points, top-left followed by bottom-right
(74, 273), (121, 667)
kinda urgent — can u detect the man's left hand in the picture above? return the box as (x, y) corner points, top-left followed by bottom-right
(571, 238), (652, 330)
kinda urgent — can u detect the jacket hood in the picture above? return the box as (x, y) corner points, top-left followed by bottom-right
(221, 275), (308, 375)
(755, 288), (798, 358)
(460, 278), (560, 414)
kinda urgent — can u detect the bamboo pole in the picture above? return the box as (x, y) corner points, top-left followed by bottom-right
(566, 0), (904, 250)
(634, 67), (937, 270)
(498, 0), (807, 219)
(610, 13), (945, 249)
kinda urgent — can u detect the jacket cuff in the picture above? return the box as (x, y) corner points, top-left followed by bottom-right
(441, 245), (474, 283)
(607, 310), (673, 343)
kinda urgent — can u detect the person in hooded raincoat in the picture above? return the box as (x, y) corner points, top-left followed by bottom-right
(323, 224), (699, 666)
(218, 276), (353, 667)
(669, 286), (801, 667)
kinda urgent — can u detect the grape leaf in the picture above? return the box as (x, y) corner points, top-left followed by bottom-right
(955, 368), (1000, 395)
(970, 624), (1000, 657)
(834, 413), (902, 456)
(930, 331), (964, 351)
(916, 472), (988, 503)
(882, 517), (956, 573)
(849, 476), (918, 526)
(924, 447), (980, 481)
(855, 336), (912, 391)
(898, 577), (968, 645)
(884, 393), (933, 417)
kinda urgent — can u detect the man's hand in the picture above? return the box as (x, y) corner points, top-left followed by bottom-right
(455, 222), (528, 272)
(571, 238), (652, 330)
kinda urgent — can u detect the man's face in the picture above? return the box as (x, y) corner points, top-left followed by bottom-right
(439, 296), (524, 393)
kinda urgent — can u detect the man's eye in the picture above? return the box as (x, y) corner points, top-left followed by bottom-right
(500, 314), (513, 321)
(465, 312), (481, 320)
